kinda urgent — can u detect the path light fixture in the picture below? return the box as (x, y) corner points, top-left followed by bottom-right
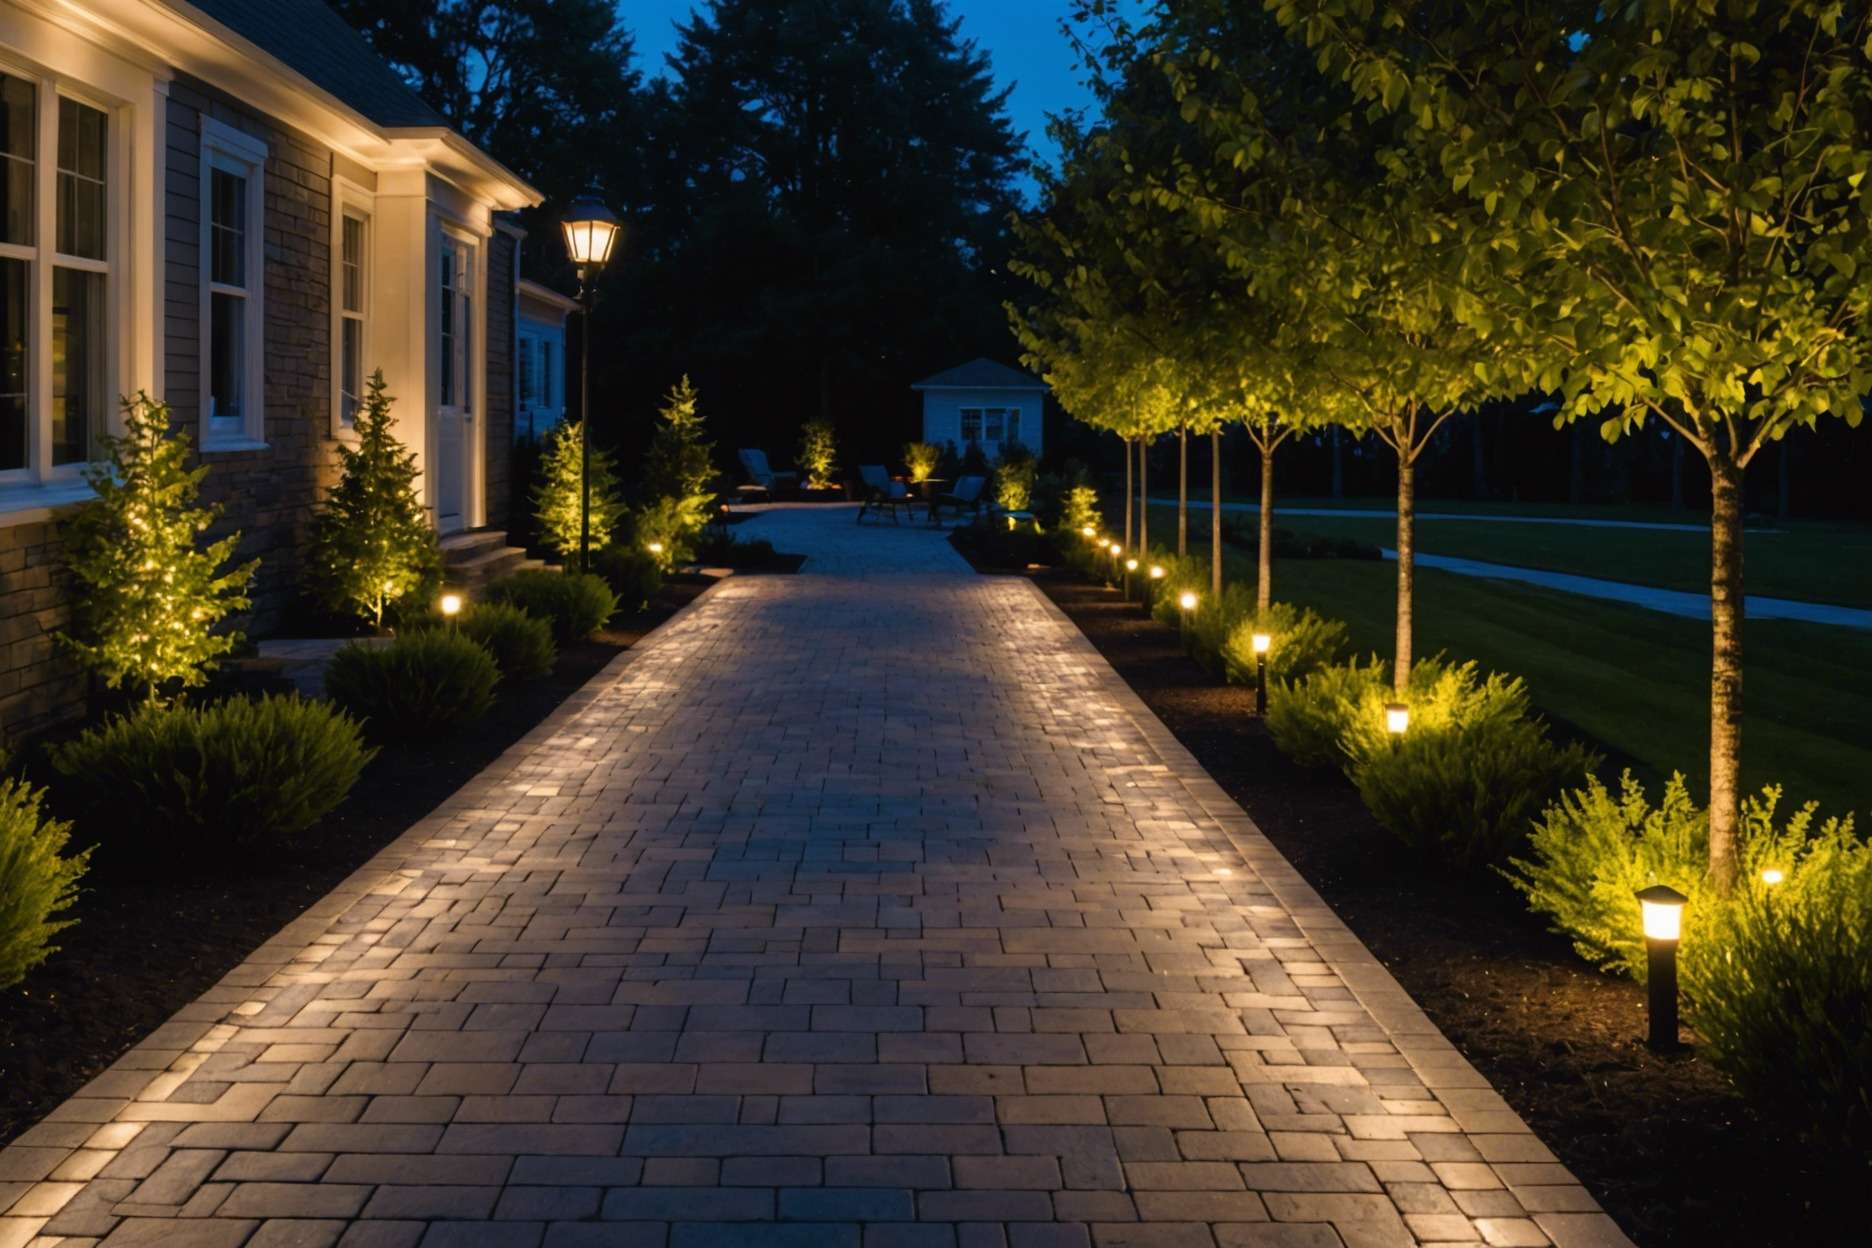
(1384, 702), (1410, 737)
(647, 541), (665, 561)
(1081, 525), (1096, 539)
(1761, 868), (1784, 886)
(1177, 590), (1198, 653)
(560, 190), (623, 574)
(1124, 557), (1138, 600)
(439, 592), (463, 620)
(1636, 884), (1688, 1052)
(1252, 631), (1272, 715)
(1147, 564), (1165, 616)
(1107, 542), (1122, 589)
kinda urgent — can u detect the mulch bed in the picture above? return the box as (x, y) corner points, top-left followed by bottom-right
(1033, 570), (1847, 1248)
(0, 577), (711, 1147)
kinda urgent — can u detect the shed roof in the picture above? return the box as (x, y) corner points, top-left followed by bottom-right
(911, 358), (1048, 391)
(177, 0), (448, 128)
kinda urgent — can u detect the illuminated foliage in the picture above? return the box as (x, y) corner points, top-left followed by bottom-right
(58, 394), (257, 703)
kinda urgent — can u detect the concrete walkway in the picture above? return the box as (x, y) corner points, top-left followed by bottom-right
(0, 506), (1630, 1248)
(1153, 498), (1872, 631)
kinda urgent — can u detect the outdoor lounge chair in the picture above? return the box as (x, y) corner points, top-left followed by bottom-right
(856, 464), (911, 525)
(737, 448), (799, 500)
(929, 474), (987, 525)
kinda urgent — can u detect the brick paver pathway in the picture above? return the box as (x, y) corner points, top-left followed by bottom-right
(0, 508), (1631, 1248)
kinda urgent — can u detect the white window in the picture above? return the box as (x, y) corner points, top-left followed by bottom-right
(0, 67), (115, 480)
(336, 210), (366, 430)
(199, 118), (266, 448)
(438, 236), (471, 412)
(959, 406), (1021, 449)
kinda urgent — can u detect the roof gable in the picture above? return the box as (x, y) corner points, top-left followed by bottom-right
(178, 0), (447, 129)
(912, 358), (1048, 391)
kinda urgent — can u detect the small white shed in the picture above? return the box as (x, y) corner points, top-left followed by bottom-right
(911, 358), (1049, 457)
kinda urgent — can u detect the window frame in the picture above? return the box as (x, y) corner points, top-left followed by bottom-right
(198, 116), (266, 451)
(0, 59), (122, 487)
(331, 176), (372, 439)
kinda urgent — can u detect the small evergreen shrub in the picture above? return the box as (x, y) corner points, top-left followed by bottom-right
(325, 632), (497, 737)
(1060, 483), (1100, 534)
(49, 695), (374, 848)
(632, 496), (697, 566)
(799, 419), (838, 488)
(0, 773), (88, 990)
(413, 604), (555, 682)
(994, 444), (1037, 511)
(305, 371), (442, 629)
(591, 546), (664, 614)
(1219, 602), (1353, 685)
(485, 569), (618, 643)
(533, 419), (627, 558)
(904, 441), (941, 484)
(1341, 661), (1598, 867)
(639, 376), (717, 559)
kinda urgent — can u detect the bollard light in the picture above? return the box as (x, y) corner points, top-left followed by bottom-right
(1108, 542), (1122, 590)
(1636, 884), (1687, 1052)
(439, 592), (463, 618)
(1252, 632), (1272, 716)
(1176, 591), (1197, 655)
(1124, 557), (1138, 601)
(1384, 703), (1409, 736)
(1761, 868), (1784, 886)
(1145, 564), (1165, 616)
(647, 541), (665, 557)
(1081, 525), (1096, 539)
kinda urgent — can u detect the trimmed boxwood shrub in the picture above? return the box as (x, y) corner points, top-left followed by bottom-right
(485, 569), (618, 643)
(413, 604), (555, 682)
(0, 773), (87, 990)
(326, 631), (497, 737)
(49, 695), (374, 848)
(591, 546), (664, 614)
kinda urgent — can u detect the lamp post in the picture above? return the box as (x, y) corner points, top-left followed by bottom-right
(1636, 885), (1687, 1052)
(1251, 631), (1271, 715)
(1147, 564), (1165, 617)
(560, 191), (622, 574)
(1177, 591), (1197, 654)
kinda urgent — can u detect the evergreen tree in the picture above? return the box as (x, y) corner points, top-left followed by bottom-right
(638, 375), (717, 564)
(533, 419), (625, 560)
(306, 370), (442, 630)
(58, 394), (257, 703)
(798, 420), (838, 489)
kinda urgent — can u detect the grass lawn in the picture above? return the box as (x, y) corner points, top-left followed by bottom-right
(1149, 496), (1872, 608)
(1138, 506), (1872, 818)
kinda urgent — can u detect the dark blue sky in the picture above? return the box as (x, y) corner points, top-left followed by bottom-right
(621, 0), (1134, 196)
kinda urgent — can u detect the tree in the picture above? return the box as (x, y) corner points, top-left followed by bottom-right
(58, 395), (257, 703)
(306, 371), (442, 630)
(533, 420), (625, 560)
(799, 420), (838, 489)
(1275, 0), (1872, 885)
(637, 376), (718, 565)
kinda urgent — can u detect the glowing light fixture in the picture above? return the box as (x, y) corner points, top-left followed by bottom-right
(560, 190), (622, 573)
(1251, 632), (1272, 655)
(1081, 525), (1096, 539)
(560, 191), (622, 268)
(439, 593), (463, 618)
(1636, 884), (1688, 1051)
(647, 541), (665, 557)
(1149, 565), (1165, 580)
(1251, 632), (1272, 716)
(1384, 703), (1409, 736)
(1176, 590), (1197, 654)
(1761, 868), (1784, 886)
(1178, 591), (1198, 611)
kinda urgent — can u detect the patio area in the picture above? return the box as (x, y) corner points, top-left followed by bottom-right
(0, 507), (1629, 1248)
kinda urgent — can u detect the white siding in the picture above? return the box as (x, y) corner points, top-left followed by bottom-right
(920, 387), (1046, 457)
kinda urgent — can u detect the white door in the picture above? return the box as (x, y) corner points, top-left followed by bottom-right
(436, 236), (474, 532)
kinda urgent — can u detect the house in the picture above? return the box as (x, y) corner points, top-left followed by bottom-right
(516, 279), (577, 441)
(0, 0), (542, 736)
(911, 358), (1049, 458)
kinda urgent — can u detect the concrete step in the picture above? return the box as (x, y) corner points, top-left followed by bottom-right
(440, 530), (536, 590)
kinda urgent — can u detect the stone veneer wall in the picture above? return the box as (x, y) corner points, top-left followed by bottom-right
(0, 520), (82, 739)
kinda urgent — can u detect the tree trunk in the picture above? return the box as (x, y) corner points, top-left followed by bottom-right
(1139, 436), (1149, 558)
(1178, 426), (1188, 557)
(1211, 429), (1223, 600)
(1123, 436), (1133, 554)
(1329, 424), (1344, 498)
(1257, 439), (1274, 616)
(1394, 453), (1415, 695)
(1708, 454), (1744, 892)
